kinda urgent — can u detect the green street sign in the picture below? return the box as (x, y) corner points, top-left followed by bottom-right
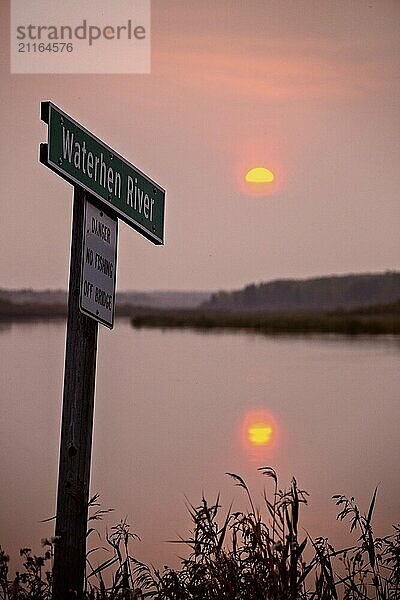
(40, 101), (165, 244)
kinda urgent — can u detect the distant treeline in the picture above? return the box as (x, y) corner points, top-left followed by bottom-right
(0, 298), (67, 319)
(0, 289), (211, 317)
(1, 272), (400, 325)
(204, 271), (400, 311)
(0, 298), (142, 320)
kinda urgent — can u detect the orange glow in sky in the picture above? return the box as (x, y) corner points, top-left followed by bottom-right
(235, 144), (282, 197)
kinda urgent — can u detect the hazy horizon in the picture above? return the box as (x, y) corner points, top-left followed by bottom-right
(1, 268), (399, 294)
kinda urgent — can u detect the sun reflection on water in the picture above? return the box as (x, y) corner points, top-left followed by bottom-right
(242, 410), (279, 457)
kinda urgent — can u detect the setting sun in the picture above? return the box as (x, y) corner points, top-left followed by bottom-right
(245, 167), (275, 183)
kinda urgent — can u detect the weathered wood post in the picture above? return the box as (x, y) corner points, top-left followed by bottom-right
(52, 186), (98, 599)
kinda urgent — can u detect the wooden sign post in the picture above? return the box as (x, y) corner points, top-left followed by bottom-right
(53, 187), (98, 598)
(40, 102), (165, 599)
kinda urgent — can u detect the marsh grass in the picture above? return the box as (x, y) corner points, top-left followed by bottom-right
(130, 307), (400, 336)
(1, 469), (399, 599)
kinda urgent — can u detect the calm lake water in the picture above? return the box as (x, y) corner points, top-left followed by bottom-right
(1, 320), (399, 572)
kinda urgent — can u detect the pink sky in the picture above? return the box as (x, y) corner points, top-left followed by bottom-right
(1, 0), (399, 291)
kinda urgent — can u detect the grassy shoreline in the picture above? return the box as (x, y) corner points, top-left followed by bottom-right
(1, 299), (400, 335)
(130, 306), (400, 336)
(1, 470), (399, 598)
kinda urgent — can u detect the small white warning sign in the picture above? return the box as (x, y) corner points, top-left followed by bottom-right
(80, 199), (118, 328)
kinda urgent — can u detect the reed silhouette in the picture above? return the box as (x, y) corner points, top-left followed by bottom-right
(1, 470), (399, 598)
